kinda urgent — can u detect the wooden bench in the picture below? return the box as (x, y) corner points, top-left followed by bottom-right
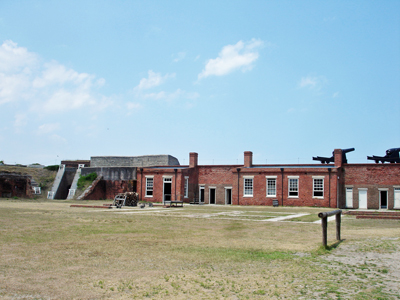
(164, 200), (184, 207)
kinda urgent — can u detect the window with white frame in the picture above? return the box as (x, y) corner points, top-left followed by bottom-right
(184, 177), (189, 198)
(244, 177), (253, 197)
(288, 177), (299, 197)
(313, 177), (324, 198)
(266, 176), (277, 197)
(145, 177), (154, 197)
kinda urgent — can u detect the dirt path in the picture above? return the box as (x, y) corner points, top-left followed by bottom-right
(320, 237), (400, 298)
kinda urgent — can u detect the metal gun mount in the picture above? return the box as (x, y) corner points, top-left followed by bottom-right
(313, 148), (355, 164)
(367, 148), (400, 163)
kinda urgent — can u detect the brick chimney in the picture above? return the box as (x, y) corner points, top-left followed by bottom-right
(189, 152), (198, 168)
(334, 149), (343, 167)
(244, 151), (253, 168)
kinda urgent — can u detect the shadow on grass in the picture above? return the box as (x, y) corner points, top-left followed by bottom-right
(314, 239), (346, 255)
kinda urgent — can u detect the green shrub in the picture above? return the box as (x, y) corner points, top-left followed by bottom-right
(77, 172), (98, 189)
(44, 165), (59, 171)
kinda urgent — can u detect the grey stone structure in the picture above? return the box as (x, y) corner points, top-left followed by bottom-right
(81, 167), (137, 181)
(90, 155), (180, 168)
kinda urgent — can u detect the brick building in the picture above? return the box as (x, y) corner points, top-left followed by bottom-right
(136, 151), (341, 208)
(135, 149), (400, 209)
(79, 148), (400, 210)
(342, 164), (400, 209)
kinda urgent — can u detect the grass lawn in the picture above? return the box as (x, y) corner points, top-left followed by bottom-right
(1, 199), (400, 299)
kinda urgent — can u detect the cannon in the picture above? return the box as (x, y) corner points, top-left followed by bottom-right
(367, 148), (400, 163)
(313, 148), (355, 164)
(113, 192), (139, 208)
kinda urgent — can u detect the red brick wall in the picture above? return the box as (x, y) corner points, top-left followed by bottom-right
(0, 175), (33, 198)
(343, 164), (400, 209)
(84, 179), (136, 200)
(233, 167), (338, 207)
(137, 169), (181, 203)
(198, 166), (237, 205)
(187, 168), (198, 201)
(136, 164), (340, 207)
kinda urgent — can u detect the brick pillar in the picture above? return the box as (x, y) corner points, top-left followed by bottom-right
(189, 152), (198, 168)
(334, 149), (343, 167)
(244, 151), (253, 168)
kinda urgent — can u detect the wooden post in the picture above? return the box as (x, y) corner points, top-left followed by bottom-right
(321, 217), (328, 247)
(318, 210), (342, 248)
(336, 213), (341, 241)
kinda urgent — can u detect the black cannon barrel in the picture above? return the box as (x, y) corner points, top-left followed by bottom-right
(318, 209), (342, 218)
(342, 148), (355, 153)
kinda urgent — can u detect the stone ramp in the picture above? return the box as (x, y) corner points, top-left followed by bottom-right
(77, 175), (103, 200)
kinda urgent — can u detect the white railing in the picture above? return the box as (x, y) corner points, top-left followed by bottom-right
(68, 189), (76, 198)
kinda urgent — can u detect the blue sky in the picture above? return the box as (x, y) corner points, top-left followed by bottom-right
(0, 0), (399, 166)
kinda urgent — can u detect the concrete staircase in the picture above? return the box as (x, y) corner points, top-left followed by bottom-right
(47, 165), (65, 199)
(67, 168), (82, 199)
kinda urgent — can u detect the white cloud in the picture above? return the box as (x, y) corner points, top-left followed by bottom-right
(42, 89), (96, 112)
(0, 40), (38, 73)
(127, 102), (142, 110)
(14, 113), (27, 131)
(132, 70), (198, 105)
(32, 61), (93, 88)
(172, 52), (186, 63)
(134, 70), (175, 91)
(299, 76), (318, 89)
(142, 89), (199, 103)
(298, 75), (327, 91)
(0, 40), (109, 113)
(49, 133), (67, 145)
(37, 123), (60, 135)
(198, 39), (263, 79)
(0, 72), (31, 104)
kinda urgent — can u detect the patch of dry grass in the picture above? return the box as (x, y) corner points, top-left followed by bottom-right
(0, 200), (399, 299)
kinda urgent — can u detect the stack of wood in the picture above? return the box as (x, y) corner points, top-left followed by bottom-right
(113, 192), (139, 207)
(124, 192), (139, 206)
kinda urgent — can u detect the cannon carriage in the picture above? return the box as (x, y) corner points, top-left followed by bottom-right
(313, 148), (355, 164)
(367, 148), (400, 163)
